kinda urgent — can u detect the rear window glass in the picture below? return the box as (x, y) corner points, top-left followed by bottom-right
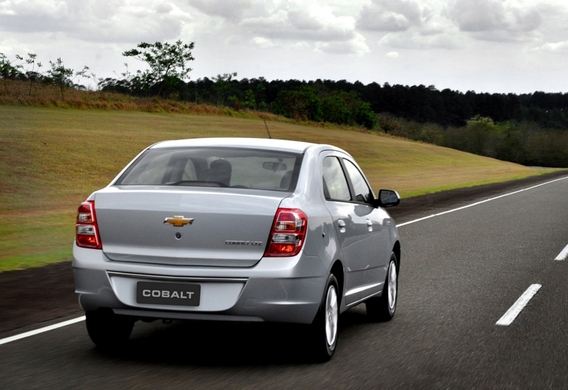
(116, 147), (303, 192)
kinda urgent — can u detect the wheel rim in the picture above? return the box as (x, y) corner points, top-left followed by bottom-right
(387, 261), (397, 313)
(325, 285), (339, 348)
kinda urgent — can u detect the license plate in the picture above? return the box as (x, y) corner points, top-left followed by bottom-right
(137, 281), (201, 306)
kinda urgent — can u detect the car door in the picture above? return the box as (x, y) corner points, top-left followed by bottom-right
(341, 158), (390, 297)
(321, 154), (388, 305)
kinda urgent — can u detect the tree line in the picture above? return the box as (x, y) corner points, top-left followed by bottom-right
(2, 41), (568, 167)
(99, 74), (568, 131)
(376, 114), (568, 168)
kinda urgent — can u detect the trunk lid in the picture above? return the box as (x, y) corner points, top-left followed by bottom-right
(94, 187), (284, 267)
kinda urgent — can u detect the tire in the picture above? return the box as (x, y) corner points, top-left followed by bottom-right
(86, 310), (135, 349)
(366, 253), (398, 322)
(307, 274), (339, 362)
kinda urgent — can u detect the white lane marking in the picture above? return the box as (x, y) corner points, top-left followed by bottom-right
(496, 284), (542, 326)
(397, 175), (568, 228)
(0, 316), (85, 346)
(2, 176), (567, 346)
(555, 244), (568, 261)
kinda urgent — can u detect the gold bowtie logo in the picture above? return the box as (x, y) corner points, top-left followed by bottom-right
(164, 216), (194, 227)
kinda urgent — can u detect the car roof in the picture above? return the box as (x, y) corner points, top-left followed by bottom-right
(150, 138), (324, 154)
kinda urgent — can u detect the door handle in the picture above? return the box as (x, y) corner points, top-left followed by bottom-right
(337, 219), (346, 233)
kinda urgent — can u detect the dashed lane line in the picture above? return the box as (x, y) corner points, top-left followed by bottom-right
(1, 176), (567, 346)
(496, 284), (542, 326)
(555, 244), (568, 261)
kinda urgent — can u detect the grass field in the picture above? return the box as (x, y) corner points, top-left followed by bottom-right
(0, 105), (553, 271)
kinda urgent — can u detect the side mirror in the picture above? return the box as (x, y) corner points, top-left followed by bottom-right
(376, 189), (400, 208)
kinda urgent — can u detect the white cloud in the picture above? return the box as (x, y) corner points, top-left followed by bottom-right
(239, 3), (357, 43)
(357, 0), (423, 32)
(2, 0), (568, 93)
(288, 9), (325, 31)
(358, 5), (412, 32)
(380, 30), (460, 50)
(532, 41), (568, 54)
(251, 36), (277, 49)
(288, 41), (312, 51)
(448, 0), (543, 41)
(316, 32), (370, 55)
(186, 0), (253, 22)
(356, 0), (461, 51)
(0, 0), (193, 43)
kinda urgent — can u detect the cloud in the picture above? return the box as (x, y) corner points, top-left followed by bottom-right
(448, 0), (542, 41)
(0, 0), (193, 43)
(239, 3), (357, 43)
(186, 0), (253, 22)
(0, 0), (68, 33)
(354, 0), (559, 51)
(380, 30), (460, 50)
(356, 0), (424, 32)
(187, 0), (361, 49)
(316, 32), (370, 55)
(356, 0), (460, 50)
(532, 41), (568, 55)
(250, 36), (277, 49)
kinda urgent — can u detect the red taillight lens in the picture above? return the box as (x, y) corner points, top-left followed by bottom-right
(76, 200), (102, 249)
(265, 208), (307, 257)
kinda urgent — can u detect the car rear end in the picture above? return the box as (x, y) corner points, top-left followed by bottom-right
(73, 139), (329, 327)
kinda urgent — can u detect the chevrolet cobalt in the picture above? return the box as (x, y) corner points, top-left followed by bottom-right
(73, 138), (401, 361)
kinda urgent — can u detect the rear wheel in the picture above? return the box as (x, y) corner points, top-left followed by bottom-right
(366, 253), (398, 322)
(86, 310), (135, 349)
(307, 274), (339, 361)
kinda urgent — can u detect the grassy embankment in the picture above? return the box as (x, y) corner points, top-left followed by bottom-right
(0, 105), (553, 272)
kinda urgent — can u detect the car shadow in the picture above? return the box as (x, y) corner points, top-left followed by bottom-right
(90, 305), (388, 366)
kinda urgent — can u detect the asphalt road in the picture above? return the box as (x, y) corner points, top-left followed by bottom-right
(2, 173), (568, 389)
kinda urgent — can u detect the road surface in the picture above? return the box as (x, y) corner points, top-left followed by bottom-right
(1, 173), (568, 389)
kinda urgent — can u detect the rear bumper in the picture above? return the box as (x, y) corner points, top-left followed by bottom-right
(73, 244), (328, 324)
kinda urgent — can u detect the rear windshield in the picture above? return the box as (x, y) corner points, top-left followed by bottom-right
(116, 147), (303, 192)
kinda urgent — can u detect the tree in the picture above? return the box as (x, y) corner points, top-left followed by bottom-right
(15, 53), (42, 95)
(46, 58), (89, 100)
(104, 62), (156, 96)
(47, 58), (73, 99)
(242, 89), (257, 109)
(0, 53), (23, 92)
(123, 40), (195, 97)
(213, 72), (237, 106)
(465, 115), (498, 156)
(274, 86), (323, 122)
(322, 92), (351, 125)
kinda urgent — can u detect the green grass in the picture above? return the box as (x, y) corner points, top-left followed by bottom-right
(0, 105), (555, 272)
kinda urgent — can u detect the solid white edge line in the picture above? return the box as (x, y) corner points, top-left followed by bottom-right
(0, 316), (85, 346)
(396, 175), (568, 228)
(496, 284), (542, 326)
(555, 244), (568, 261)
(2, 176), (566, 346)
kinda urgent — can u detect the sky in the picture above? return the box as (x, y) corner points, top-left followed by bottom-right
(1, 0), (568, 94)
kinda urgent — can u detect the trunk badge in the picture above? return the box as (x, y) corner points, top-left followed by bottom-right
(164, 216), (194, 227)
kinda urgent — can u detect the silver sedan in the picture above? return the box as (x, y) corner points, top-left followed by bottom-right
(73, 137), (401, 361)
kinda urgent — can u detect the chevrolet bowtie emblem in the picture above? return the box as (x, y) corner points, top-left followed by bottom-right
(164, 216), (194, 227)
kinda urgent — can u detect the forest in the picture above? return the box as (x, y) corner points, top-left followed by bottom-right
(2, 43), (568, 168)
(101, 75), (568, 168)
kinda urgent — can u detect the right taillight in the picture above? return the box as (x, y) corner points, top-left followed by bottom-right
(265, 208), (307, 257)
(76, 200), (102, 249)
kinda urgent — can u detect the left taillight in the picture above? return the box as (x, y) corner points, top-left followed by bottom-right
(265, 208), (308, 257)
(76, 200), (102, 249)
